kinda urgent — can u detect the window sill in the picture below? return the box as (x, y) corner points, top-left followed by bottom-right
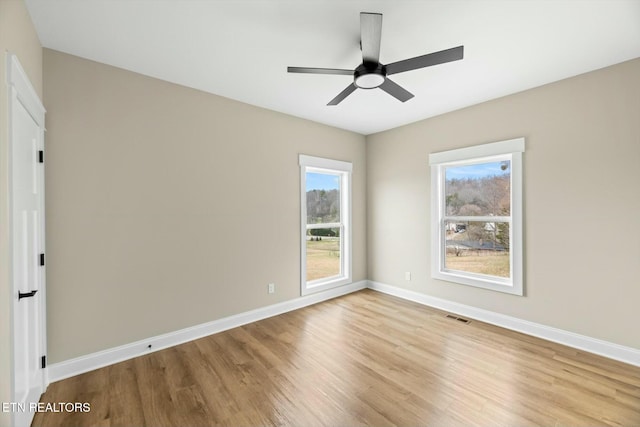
(302, 276), (352, 296)
(433, 270), (522, 296)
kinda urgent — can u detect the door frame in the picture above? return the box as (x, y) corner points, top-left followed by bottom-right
(7, 53), (47, 427)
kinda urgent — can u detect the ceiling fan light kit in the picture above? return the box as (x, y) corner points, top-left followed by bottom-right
(354, 63), (386, 89)
(288, 12), (464, 106)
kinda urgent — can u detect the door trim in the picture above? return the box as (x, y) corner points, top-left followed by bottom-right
(7, 55), (44, 128)
(7, 53), (47, 427)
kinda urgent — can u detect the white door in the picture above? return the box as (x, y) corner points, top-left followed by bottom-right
(8, 54), (47, 427)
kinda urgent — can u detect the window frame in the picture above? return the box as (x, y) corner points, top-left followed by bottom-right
(429, 138), (525, 295)
(299, 155), (352, 296)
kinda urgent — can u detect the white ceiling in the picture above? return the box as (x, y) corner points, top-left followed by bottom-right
(25, 0), (640, 135)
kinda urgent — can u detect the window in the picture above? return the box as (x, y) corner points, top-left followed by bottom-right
(299, 155), (352, 295)
(430, 138), (524, 295)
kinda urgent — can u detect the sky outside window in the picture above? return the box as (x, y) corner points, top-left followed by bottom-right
(445, 161), (510, 180)
(306, 172), (340, 191)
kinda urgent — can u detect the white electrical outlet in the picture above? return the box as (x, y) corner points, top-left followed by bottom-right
(405, 272), (411, 281)
(268, 283), (275, 294)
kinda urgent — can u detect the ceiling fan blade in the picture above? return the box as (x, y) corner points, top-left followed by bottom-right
(287, 67), (353, 75)
(328, 83), (358, 106)
(386, 45), (464, 75)
(379, 78), (414, 102)
(360, 12), (382, 64)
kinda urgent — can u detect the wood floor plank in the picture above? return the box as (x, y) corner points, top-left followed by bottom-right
(107, 359), (145, 427)
(33, 289), (640, 426)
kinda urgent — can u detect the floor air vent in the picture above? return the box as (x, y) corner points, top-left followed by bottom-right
(446, 314), (470, 324)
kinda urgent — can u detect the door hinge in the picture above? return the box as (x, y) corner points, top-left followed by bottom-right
(40, 253), (45, 266)
(38, 150), (44, 163)
(41, 355), (46, 369)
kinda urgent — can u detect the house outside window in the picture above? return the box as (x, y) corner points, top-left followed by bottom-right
(430, 138), (525, 295)
(299, 155), (352, 296)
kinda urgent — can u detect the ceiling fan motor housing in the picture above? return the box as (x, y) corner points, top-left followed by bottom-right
(354, 63), (386, 89)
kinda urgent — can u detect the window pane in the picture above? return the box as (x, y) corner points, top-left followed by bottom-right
(445, 161), (510, 216)
(444, 220), (510, 278)
(306, 228), (340, 282)
(306, 172), (340, 224)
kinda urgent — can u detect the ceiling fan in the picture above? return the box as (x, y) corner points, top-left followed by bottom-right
(288, 12), (464, 106)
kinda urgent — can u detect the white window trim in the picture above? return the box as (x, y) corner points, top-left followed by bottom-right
(429, 138), (525, 295)
(299, 155), (352, 296)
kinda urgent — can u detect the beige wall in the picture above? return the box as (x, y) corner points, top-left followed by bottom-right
(27, 24), (640, 375)
(0, 0), (42, 425)
(43, 49), (367, 363)
(367, 58), (640, 349)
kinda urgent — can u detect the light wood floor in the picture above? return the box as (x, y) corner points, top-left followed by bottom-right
(34, 289), (640, 426)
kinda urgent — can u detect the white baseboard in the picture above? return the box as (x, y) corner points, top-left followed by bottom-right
(48, 278), (640, 383)
(367, 280), (640, 367)
(48, 280), (367, 383)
